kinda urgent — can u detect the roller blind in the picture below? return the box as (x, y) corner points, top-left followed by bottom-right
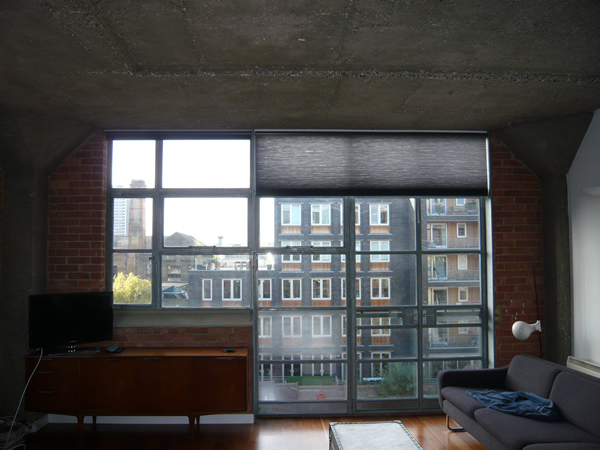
(255, 132), (488, 197)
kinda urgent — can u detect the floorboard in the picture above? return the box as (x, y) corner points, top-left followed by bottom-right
(23, 414), (485, 449)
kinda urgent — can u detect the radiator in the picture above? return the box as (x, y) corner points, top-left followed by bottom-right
(567, 356), (600, 379)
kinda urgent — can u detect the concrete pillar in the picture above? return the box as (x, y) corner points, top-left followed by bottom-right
(0, 108), (93, 416)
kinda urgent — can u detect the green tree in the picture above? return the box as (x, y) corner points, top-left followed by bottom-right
(378, 363), (416, 398)
(113, 272), (152, 304)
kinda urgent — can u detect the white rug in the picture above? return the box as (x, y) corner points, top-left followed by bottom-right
(329, 421), (423, 450)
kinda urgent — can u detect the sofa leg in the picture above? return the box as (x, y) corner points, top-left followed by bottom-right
(446, 415), (465, 431)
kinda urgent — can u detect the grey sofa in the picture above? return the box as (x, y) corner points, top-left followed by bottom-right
(438, 354), (600, 449)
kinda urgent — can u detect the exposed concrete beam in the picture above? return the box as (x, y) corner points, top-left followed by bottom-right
(495, 113), (593, 365)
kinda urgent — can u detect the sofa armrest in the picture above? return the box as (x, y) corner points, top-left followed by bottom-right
(437, 366), (509, 409)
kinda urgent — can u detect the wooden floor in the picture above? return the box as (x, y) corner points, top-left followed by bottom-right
(24, 414), (485, 449)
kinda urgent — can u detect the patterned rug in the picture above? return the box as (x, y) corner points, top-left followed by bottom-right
(329, 421), (423, 450)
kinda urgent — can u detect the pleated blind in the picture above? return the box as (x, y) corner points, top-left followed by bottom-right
(255, 132), (488, 197)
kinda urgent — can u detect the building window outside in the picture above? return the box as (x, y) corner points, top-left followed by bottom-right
(459, 287), (468, 302)
(457, 223), (467, 238)
(281, 241), (302, 262)
(312, 278), (331, 299)
(369, 204), (389, 225)
(311, 241), (332, 262)
(282, 316), (302, 337)
(430, 224), (448, 247)
(282, 279), (302, 300)
(312, 316), (332, 337)
(311, 204), (331, 225)
(259, 316), (272, 337)
(371, 352), (391, 377)
(371, 278), (390, 299)
(223, 279), (242, 300)
(458, 255), (468, 270)
(371, 317), (391, 336)
(370, 241), (390, 262)
(282, 204), (301, 225)
(429, 198), (447, 215)
(259, 279), (272, 300)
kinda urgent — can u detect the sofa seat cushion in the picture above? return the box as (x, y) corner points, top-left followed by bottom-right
(440, 387), (498, 418)
(474, 407), (600, 449)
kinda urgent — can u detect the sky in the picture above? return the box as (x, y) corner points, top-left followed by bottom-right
(112, 139), (275, 246)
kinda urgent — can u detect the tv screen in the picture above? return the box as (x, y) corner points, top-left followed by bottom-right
(28, 291), (114, 350)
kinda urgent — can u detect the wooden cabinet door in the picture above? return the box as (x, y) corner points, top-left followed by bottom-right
(132, 357), (191, 411)
(80, 357), (136, 411)
(26, 356), (80, 413)
(191, 357), (247, 412)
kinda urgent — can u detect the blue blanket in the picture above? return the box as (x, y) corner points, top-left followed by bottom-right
(467, 389), (561, 421)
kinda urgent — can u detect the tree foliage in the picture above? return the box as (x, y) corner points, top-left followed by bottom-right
(378, 362), (416, 398)
(113, 272), (152, 304)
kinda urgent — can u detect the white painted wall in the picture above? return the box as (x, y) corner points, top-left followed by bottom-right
(568, 110), (600, 365)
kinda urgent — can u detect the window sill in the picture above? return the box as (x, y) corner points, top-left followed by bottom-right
(114, 309), (252, 328)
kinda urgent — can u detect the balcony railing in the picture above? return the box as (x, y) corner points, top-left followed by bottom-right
(429, 269), (480, 282)
(426, 237), (480, 249)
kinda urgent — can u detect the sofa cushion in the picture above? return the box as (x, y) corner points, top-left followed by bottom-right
(549, 372), (600, 439)
(474, 407), (600, 449)
(505, 355), (562, 398)
(440, 387), (495, 418)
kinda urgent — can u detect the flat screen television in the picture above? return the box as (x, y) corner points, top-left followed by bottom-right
(28, 291), (114, 351)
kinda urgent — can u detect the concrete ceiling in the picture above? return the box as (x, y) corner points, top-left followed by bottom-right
(1, 0), (600, 131)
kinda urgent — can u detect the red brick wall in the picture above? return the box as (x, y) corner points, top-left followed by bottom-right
(489, 136), (544, 367)
(48, 130), (108, 293)
(112, 326), (253, 348)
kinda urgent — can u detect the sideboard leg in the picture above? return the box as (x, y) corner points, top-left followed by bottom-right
(188, 416), (196, 437)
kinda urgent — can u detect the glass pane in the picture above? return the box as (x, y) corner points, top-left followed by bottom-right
(162, 140), (250, 188)
(422, 198), (480, 250)
(422, 360), (482, 397)
(359, 198), (416, 251)
(162, 254), (250, 308)
(423, 254), (481, 305)
(164, 198), (248, 247)
(358, 362), (417, 399)
(360, 255), (417, 306)
(261, 198), (344, 248)
(423, 327), (482, 359)
(112, 253), (152, 305)
(113, 198), (152, 249)
(257, 309), (348, 402)
(111, 140), (155, 188)
(356, 324), (418, 359)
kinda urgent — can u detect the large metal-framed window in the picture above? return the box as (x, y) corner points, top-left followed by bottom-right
(107, 131), (490, 416)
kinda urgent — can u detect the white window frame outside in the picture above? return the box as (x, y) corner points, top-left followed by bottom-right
(281, 241), (302, 263)
(282, 204), (301, 226)
(369, 204), (389, 225)
(371, 352), (391, 378)
(311, 278), (331, 300)
(282, 316), (302, 337)
(311, 204), (331, 226)
(259, 279), (272, 300)
(456, 198), (466, 206)
(371, 278), (390, 299)
(342, 241), (361, 263)
(371, 317), (391, 336)
(259, 353), (272, 382)
(430, 255), (447, 279)
(370, 241), (390, 262)
(458, 287), (468, 302)
(430, 224), (448, 247)
(312, 315), (332, 337)
(222, 279), (242, 300)
(311, 241), (331, 262)
(282, 279), (302, 300)
(457, 223), (467, 238)
(341, 315), (362, 337)
(429, 198), (447, 215)
(458, 254), (468, 270)
(259, 316), (272, 337)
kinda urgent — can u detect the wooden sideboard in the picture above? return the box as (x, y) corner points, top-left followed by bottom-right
(25, 347), (250, 434)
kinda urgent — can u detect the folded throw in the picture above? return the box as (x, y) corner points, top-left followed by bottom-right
(467, 389), (561, 421)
